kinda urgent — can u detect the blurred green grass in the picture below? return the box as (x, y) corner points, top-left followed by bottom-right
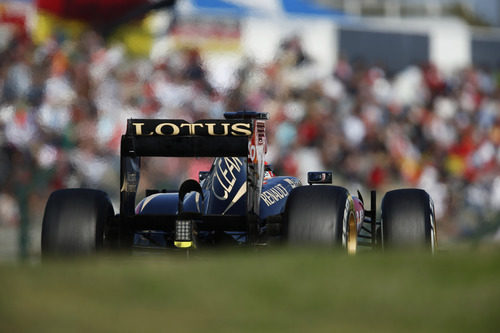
(1, 248), (499, 333)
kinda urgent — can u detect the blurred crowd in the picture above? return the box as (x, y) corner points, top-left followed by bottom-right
(0, 28), (499, 243)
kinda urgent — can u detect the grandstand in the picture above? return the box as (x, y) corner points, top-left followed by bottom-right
(1, 0), (500, 259)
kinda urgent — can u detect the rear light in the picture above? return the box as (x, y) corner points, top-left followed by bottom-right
(174, 219), (193, 248)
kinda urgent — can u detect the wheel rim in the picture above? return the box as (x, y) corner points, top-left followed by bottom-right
(347, 210), (357, 255)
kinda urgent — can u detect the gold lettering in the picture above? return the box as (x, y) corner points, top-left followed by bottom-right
(132, 122), (153, 136)
(133, 121), (252, 136)
(155, 123), (180, 135)
(231, 123), (252, 136)
(180, 123), (204, 135)
(206, 123), (229, 136)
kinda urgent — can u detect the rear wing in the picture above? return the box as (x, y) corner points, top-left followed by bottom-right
(119, 114), (268, 241)
(121, 119), (253, 158)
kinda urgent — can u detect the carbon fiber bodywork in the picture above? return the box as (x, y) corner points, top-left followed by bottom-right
(118, 112), (306, 248)
(133, 157), (302, 247)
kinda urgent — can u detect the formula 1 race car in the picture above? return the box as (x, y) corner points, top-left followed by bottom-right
(41, 111), (438, 255)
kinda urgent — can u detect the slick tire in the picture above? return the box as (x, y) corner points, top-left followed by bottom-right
(284, 186), (356, 251)
(42, 189), (114, 256)
(381, 189), (437, 250)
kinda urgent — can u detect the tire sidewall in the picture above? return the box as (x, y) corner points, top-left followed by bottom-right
(381, 188), (436, 250)
(42, 189), (114, 255)
(285, 185), (353, 249)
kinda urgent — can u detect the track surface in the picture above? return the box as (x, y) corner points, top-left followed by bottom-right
(0, 248), (499, 332)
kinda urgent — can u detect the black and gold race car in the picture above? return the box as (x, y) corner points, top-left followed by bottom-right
(41, 111), (437, 255)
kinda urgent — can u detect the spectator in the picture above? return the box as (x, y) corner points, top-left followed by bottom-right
(0, 26), (499, 246)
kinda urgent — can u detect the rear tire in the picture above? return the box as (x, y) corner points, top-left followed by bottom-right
(284, 186), (356, 252)
(42, 189), (114, 256)
(381, 189), (437, 251)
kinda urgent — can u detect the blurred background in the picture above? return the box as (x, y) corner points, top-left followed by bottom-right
(0, 0), (499, 260)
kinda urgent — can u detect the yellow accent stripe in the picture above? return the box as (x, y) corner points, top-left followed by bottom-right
(221, 182), (247, 215)
(174, 241), (192, 249)
(140, 193), (163, 213)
